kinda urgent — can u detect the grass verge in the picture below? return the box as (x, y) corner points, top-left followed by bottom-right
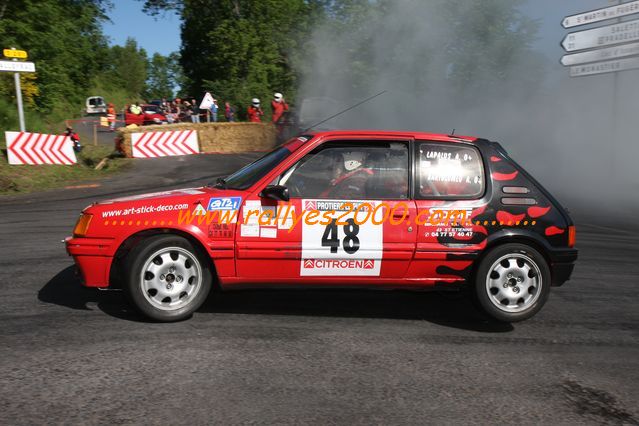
(0, 145), (131, 195)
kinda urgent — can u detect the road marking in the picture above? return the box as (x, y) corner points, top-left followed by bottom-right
(64, 183), (101, 189)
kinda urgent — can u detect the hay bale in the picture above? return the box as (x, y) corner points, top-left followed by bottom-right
(117, 122), (278, 157)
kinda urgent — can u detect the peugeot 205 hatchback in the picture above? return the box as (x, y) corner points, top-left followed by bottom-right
(66, 131), (577, 322)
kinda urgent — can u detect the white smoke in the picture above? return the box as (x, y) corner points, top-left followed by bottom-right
(297, 0), (639, 219)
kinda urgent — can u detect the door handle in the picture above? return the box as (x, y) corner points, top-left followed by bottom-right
(392, 212), (410, 219)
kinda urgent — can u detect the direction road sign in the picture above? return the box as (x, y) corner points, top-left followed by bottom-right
(0, 60), (35, 73)
(561, 41), (639, 66)
(570, 56), (639, 77)
(562, 0), (639, 28)
(3, 48), (27, 59)
(562, 18), (639, 52)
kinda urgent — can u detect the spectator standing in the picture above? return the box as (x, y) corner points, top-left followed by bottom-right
(225, 102), (235, 122)
(130, 102), (142, 115)
(271, 92), (289, 123)
(183, 101), (192, 122)
(191, 98), (200, 123)
(166, 102), (176, 123)
(209, 97), (219, 122)
(107, 103), (116, 131)
(247, 98), (263, 123)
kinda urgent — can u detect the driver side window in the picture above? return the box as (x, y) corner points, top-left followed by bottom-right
(277, 141), (409, 200)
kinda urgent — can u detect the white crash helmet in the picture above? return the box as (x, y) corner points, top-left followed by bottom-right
(273, 92), (283, 102)
(251, 98), (260, 107)
(342, 151), (366, 171)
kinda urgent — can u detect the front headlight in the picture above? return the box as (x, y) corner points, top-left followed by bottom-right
(153, 117), (161, 123)
(73, 213), (93, 237)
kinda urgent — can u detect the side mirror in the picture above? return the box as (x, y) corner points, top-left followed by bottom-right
(260, 185), (290, 202)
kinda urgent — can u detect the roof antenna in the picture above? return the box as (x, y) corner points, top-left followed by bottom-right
(302, 90), (387, 133)
(450, 128), (456, 136)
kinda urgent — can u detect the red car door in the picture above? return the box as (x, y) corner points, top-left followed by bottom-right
(407, 140), (488, 285)
(235, 138), (416, 284)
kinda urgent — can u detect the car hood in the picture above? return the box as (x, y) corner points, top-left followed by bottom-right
(84, 187), (248, 214)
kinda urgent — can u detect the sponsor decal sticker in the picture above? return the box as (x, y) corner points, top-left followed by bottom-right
(207, 196), (242, 211)
(193, 204), (207, 216)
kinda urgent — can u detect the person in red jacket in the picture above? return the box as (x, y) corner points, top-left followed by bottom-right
(64, 126), (82, 153)
(271, 92), (289, 123)
(107, 103), (116, 131)
(247, 98), (264, 123)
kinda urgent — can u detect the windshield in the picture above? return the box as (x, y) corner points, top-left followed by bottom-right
(143, 105), (160, 113)
(221, 147), (292, 190)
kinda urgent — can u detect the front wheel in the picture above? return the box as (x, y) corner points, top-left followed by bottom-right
(124, 235), (212, 322)
(474, 243), (551, 322)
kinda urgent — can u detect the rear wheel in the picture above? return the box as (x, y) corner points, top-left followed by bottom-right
(474, 243), (550, 322)
(124, 235), (212, 322)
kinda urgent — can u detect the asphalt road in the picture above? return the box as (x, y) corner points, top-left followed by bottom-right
(0, 154), (637, 425)
(72, 115), (125, 148)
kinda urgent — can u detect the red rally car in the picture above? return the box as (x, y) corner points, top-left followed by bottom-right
(124, 104), (168, 126)
(66, 131), (577, 322)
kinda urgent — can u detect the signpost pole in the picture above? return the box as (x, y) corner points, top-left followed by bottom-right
(11, 47), (26, 132)
(14, 72), (25, 132)
(611, 0), (622, 176)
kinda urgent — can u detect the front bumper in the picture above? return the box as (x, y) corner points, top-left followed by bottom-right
(548, 248), (578, 286)
(65, 236), (116, 288)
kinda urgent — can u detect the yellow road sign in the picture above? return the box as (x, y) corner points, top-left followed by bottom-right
(3, 49), (28, 59)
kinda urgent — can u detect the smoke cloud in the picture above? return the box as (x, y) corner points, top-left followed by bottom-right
(297, 0), (639, 221)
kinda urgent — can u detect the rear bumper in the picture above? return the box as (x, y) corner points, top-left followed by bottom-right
(548, 248), (578, 286)
(65, 236), (115, 288)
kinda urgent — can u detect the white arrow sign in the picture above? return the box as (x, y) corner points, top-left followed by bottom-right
(562, 1), (639, 28)
(562, 18), (639, 52)
(0, 60), (35, 73)
(570, 56), (639, 77)
(561, 41), (639, 66)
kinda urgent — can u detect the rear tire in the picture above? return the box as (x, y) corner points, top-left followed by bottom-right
(124, 235), (212, 322)
(474, 243), (550, 322)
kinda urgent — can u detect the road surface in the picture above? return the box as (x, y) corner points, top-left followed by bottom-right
(0, 154), (637, 424)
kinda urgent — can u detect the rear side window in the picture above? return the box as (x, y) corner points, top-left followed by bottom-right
(416, 142), (484, 199)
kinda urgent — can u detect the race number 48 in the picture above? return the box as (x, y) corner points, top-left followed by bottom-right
(301, 200), (383, 276)
(321, 218), (360, 254)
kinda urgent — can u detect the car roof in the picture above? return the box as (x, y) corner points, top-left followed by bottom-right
(304, 129), (479, 143)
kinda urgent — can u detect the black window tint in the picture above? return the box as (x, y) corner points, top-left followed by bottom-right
(280, 142), (409, 200)
(417, 142), (484, 198)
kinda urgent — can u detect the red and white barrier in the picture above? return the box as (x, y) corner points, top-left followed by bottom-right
(5, 131), (77, 165)
(131, 130), (200, 158)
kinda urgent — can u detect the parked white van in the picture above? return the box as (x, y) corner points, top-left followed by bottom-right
(85, 96), (107, 115)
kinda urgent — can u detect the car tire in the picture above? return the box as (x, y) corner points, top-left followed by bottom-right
(473, 243), (551, 322)
(124, 234), (212, 322)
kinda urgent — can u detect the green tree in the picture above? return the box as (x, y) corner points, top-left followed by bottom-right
(105, 38), (148, 99)
(145, 52), (182, 99)
(0, 0), (110, 120)
(141, 0), (315, 118)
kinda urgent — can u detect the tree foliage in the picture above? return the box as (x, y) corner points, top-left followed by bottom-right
(0, 0), (181, 131)
(0, 0), (110, 118)
(146, 52), (182, 100)
(105, 38), (148, 98)
(182, 0), (313, 116)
